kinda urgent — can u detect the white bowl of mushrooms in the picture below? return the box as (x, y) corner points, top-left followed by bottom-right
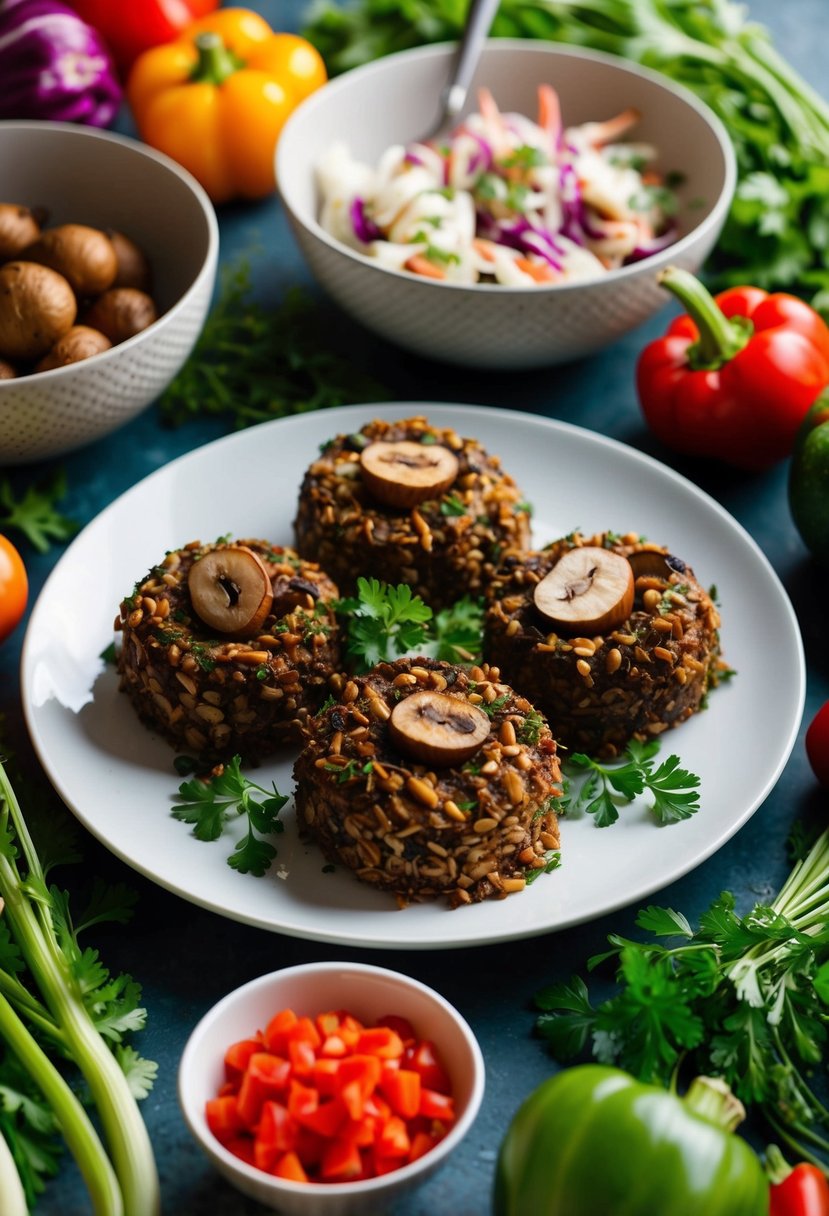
(0, 121), (219, 464)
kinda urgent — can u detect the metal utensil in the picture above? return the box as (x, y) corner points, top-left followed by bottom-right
(421, 0), (501, 141)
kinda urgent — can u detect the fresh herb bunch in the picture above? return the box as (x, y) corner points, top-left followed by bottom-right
(0, 758), (159, 1214)
(535, 828), (829, 1169)
(336, 576), (484, 672)
(303, 0), (829, 300)
(562, 739), (701, 827)
(160, 263), (387, 429)
(172, 755), (289, 876)
(0, 472), (77, 554)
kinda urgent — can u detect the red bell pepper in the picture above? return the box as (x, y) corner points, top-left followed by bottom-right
(66, 0), (219, 72)
(767, 1146), (829, 1216)
(636, 267), (829, 471)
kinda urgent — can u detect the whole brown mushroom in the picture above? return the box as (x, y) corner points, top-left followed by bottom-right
(83, 288), (158, 344)
(107, 230), (153, 292)
(0, 204), (41, 262)
(35, 325), (112, 372)
(0, 261), (76, 361)
(25, 223), (117, 297)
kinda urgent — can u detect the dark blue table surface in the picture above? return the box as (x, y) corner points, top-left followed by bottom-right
(3, 1), (828, 1212)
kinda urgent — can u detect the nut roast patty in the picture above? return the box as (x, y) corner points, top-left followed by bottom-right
(116, 539), (341, 761)
(484, 531), (723, 757)
(293, 656), (562, 908)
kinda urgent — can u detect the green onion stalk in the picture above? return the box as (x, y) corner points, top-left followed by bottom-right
(726, 830), (829, 1170)
(0, 763), (160, 1215)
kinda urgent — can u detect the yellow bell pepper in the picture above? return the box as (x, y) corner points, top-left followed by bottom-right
(126, 8), (327, 203)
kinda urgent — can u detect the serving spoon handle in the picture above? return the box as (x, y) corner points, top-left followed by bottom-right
(427, 0), (502, 139)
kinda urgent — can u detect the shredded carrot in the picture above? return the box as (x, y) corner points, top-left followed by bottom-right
(472, 237), (497, 262)
(514, 258), (556, 283)
(404, 254), (446, 280)
(588, 106), (641, 146)
(537, 83), (561, 142)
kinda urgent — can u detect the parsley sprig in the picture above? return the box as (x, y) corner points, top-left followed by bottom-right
(336, 577), (484, 672)
(535, 827), (829, 1170)
(562, 738), (701, 827)
(172, 755), (288, 876)
(0, 472), (77, 553)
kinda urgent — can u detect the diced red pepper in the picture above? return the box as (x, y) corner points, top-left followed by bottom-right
(287, 1080), (319, 1121)
(356, 1026), (405, 1059)
(206, 1005), (454, 1186)
(405, 1040), (451, 1094)
(205, 1095), (244, 1142)
(224, 1135), (255, 1165)
(273, 1150), (309, 1182)
(264, 1008), (298, 1054)
(236, 1053), (291, 1127)
(296, 1096), (347, 1138)
(256, 1101), (297, 1155)
(315, 1011), (341, 1038)
(313, 1057), (341, 1096)
(377, 1114), (411, 1158)
(419, 1088), (456, 1123)
(380, 1066), (421, 1119)
(288, 1038), (317, 1078)
(409, 1130), (441, 1162)
(321, 1136), (363, 1181)
(377, 1014), (416, 1045)
(287, 1016), (322, 1051)
(224, 1036), (263, 1083)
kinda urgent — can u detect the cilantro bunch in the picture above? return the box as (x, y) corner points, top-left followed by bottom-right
(535, 828), (829, 1169)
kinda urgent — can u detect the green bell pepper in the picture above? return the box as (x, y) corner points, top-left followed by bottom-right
(493, 1065), (769, 1216)
(789, 390), (829, 565)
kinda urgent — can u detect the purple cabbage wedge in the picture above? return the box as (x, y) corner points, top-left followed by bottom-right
(0, 0), (121, 126)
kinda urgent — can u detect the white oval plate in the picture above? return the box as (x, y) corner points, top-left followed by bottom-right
(21, 403), (804, 949)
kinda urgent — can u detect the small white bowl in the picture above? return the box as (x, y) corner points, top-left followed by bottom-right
(277, 39), (736, 370)
(0, 121), (219, 464)
(178, 962), (485, 1215)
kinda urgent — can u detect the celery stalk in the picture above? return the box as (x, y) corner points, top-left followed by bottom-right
(0, 763), (160, 1216)
(0, 989), (122, 1215)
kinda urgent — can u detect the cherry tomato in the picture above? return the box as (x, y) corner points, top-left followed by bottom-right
(0, 535), (27, 643)
(806, 701), (829, 787)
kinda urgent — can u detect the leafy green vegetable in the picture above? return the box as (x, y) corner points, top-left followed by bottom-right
(0, 758), (159, 1214)
(336, 578), (485, 670)
(562, 738), (701, 826)
(0, 472), (77, 554)
(303, 0), (829, 299)
(535, 828), (829, 1171)
(172, 755), (289, 876)
(337, 577), (433, 671)
(160, 263), (387, 429)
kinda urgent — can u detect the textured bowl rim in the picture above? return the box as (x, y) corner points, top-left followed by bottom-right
(0, 119), (219, 385)
(277, 37), (737, 295)
(178, 961), (486, 1198)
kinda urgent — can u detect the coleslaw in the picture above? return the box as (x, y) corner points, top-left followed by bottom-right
(316, 85), (679, 287)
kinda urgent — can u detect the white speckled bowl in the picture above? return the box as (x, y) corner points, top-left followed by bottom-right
(178, 962), (485, 1215)
(0, 121), (219, 465)
(277, 40), (736, 370)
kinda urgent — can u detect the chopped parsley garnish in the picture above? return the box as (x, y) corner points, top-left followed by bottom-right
(440, 494), (469, 517)
(562, 739), (701, 827)
(172, 755), (288, 876)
